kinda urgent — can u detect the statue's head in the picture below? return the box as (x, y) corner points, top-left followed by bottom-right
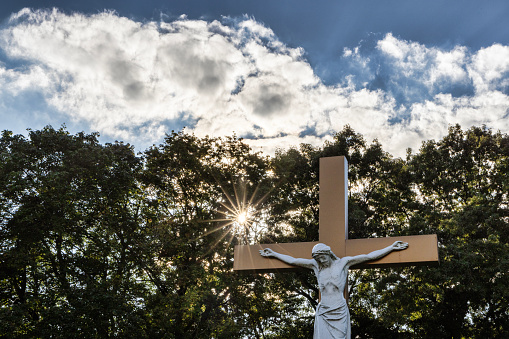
(312, 243), (331, 256)
(312, 243), (337, 267)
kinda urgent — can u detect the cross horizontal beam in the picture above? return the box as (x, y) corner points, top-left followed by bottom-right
(233, 234), (438, 272)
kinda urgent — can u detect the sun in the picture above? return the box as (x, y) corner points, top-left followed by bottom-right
(227, 203), (252, 232)
(230, 204), (257, 233)
(198, 179), (272, 249)
(236, 210), (248, 225)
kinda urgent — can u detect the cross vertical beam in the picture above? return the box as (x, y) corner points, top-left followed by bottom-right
(319, 156), (348, 257)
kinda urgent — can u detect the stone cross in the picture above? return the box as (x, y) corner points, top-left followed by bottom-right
(233, 156), (438, 272)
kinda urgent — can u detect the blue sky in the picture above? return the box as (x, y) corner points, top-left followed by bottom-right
(1, 1), (509, 156)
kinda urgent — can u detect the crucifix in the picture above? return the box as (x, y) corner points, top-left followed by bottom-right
(234, 156), (438, 337)
(233, 156), (438, 273)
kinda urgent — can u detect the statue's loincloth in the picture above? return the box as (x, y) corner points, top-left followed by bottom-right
(314, 298), (350, 339)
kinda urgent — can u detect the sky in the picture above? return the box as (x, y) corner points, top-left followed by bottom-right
(1, 1), (509, 157)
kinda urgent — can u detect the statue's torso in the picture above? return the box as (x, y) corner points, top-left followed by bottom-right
(315, 259), (348, 306)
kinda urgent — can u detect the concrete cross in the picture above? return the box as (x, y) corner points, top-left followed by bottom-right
(233, 156), (438, 272)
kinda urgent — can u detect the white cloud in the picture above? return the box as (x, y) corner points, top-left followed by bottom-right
(431, 47), (468, 85)
(1, 10), (509, 157)
(469, 44), (509, 92)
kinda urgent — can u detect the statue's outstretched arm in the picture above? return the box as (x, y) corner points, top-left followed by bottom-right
(259, 248), (315, 269)
(345, 240), (409, 267)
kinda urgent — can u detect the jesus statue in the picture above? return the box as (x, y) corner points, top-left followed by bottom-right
(260, 240), (409, 339)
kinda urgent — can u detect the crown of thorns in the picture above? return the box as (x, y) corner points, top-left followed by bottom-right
(312, 243), (331, 256)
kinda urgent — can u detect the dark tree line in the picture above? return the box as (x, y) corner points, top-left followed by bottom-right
(0, 125), (508, 338)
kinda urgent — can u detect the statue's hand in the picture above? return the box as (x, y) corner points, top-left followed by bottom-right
(392, 241), (409, 250)
(259, 248), (275, 257)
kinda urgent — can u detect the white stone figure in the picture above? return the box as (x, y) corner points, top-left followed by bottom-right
(260, 241), (409, 339)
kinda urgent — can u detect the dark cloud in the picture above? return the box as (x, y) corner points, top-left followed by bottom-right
(123, 81), (146, 100)
(254, 93), (287, 117)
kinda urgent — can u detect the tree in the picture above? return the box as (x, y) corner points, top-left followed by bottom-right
(0, 126), (146, 337)
(1, 125), (507, 338)
(396, 125), (509, 338)
(140, 131), (281, 338)
(268, 126), (413, 337)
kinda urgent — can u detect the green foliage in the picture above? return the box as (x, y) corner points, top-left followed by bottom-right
(140, 131), (279, 338)
(0, 126), (145, 337)
(1, 125), (508, 338)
